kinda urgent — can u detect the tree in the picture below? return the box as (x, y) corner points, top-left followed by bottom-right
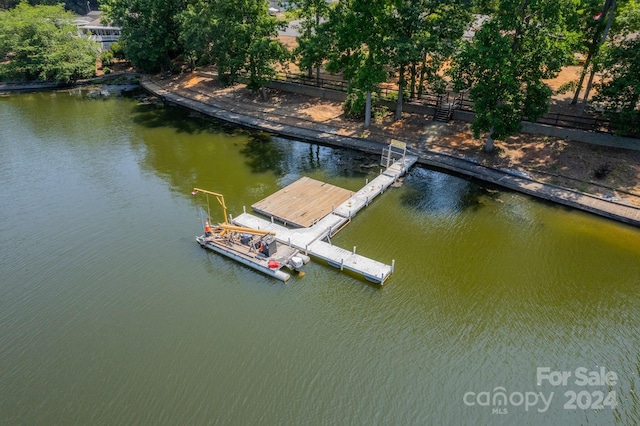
(323, 0), (393, 129)
(450, 0), (575, 151)
(177, 0), (216, 69)
(593, 36), (640, 136)
(205, 0), (288, 92)
(245, 26), (290, 94)
(570, 0), (617, 106)
(0, 1), (99, 14)
(101, 0), (186, 73)
(292, 0), (331, 81)
(0, 2), (100, 82)
(388, 0), (472, 120)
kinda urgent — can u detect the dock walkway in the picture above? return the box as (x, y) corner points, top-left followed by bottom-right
(141, 76), (640, 228)
(234, 154), (418, 284)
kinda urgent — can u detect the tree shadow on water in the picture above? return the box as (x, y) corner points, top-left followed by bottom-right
(131, 103), (240, 135)
(240, 133), (286, 175)
(401, 167), (501, 215)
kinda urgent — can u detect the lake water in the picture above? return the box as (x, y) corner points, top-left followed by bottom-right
(1, 90), (639, 425)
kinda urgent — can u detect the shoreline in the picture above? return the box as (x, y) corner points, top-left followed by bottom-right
(139, 75), (640, 228)
(3, 74), (638, 227)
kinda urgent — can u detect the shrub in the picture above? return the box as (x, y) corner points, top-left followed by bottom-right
(101, 51), (114, 67)
(343, 89), (367, 119)
(110, 42), (126, 61)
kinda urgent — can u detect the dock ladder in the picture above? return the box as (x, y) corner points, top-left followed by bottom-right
(381, 139), (407, 169)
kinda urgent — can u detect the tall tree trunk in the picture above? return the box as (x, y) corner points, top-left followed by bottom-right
(581, 67), (597, 107)
(571, 52), (593, 105)
(365, 91), (372, 129)
(485, 127), (495, 153)
(572, 0), (615, 105)
(582, 0), (616, 106)
(315, 12), (321, 83)
(417, 62), (427, 99)
(409, 63), (417, 99)
(395, 64), (405, 121)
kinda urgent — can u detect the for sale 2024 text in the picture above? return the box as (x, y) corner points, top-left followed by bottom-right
(463, 366), (618, 414)
(537, 367), (618, 410)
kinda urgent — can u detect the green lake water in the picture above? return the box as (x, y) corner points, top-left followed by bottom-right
(1, 90), (639, 425)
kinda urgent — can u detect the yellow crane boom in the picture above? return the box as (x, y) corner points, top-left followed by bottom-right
(193, 187), (228, 225)
(192, 187), (275, 236)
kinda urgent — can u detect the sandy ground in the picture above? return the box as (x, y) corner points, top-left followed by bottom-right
(162, 66), (640, 208)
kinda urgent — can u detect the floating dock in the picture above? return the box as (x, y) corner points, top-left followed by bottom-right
(233, 144), (418, 284)
(252, 176), (352, 228)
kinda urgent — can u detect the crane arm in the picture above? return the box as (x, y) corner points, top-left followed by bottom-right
(193, 187), (228, 225)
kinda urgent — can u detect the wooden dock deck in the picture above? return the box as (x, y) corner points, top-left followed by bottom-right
(252, 176), (352, 228)
(234, 154), (418, 284)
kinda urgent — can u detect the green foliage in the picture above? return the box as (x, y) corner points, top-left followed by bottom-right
(450, 0), (575, 147)
(0, 2), (100, 82)
(246, 34), (290, 91)
(109, 41), (125, 60)
(321, 0), (394, 126)
(101, 0), (185, 73)
(594, 37), (640, 136)
(177, 1), (215, 68)
(291, 0), (331, 77)
(343, 87), (387, 121)
(388, 0), (472, 118)
(0, 0), (98, 14)
(616, 0), (640, 35)
(101, 50), (114, 67)
(177, 0), (288, 90)
(343, 88), (369, 119)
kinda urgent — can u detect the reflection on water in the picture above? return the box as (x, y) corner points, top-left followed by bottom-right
(401, 167), (501, 215)
(1, 91), (639, 425)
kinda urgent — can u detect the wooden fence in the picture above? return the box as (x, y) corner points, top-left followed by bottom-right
(271, 71), (616, 135)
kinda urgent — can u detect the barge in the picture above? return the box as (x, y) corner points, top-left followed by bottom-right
(193, 188), (309, 282)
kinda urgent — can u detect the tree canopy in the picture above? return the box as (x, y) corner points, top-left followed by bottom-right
(451, 0), (577, 151)
(4, 0), (635, 139)
(594, 36), (640, 136)
(177, 0), (288, 91)
(0, 0), (98, 15)
(387, 0), (472, 120)
(0, 2), (100, 82)
(291, 0), (331, 80)
(100, 0), (184, 73)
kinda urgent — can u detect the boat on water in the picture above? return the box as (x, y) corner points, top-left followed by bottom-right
(193, 188), (309, 282)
